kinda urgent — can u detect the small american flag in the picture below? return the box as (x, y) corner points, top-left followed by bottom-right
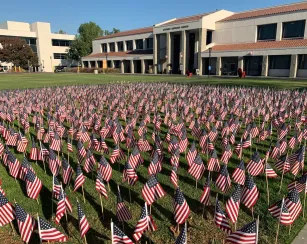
(38, 216), (68, 242)
(170, 166), (178, 188)
(173, 187), (190, 224)
(15, 203), (35, 243)
(268, 198), (293, 225)
(214, 198), (232, 234)
(188, 153), (205, 180)
(123, 161), (138, 186)
(52, 175), (62, 199)
(62, 158), (73, 185)
(98, 155), (112, 182)
(284, 188), (302, 221)
(77, 201), (90, 238)
(111, 222), (133, 244)
(128, 146), (143, 169)
(133, 203), (149, 241)
(74, 164), (85, 192)
(175, 222), (187, 244)
(142, 175), (165, 205)
(226, 184), (242, 224)
(241, 175), (259, 209)
(116, 186), (132, 222)
(95, 172), (108, 198)
(25, 170), (42, 200)
(0, 192), (14, 226)
(215, 164), (231, 193)
(232, 160), (246, 185)
(200, 175), (211, 206)
(226, 220), (257, 244)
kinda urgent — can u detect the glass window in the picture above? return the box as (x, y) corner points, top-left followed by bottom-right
(135, 39), (143, 49)
(282, 20), (305, 39)
(117, 42), (123, 52)
(269, 55), (291, 69)
(126, 40), (133, 50)
(257, 24), (277, 41)
(146, 38), (153, 49)
(52, 39), (71, 46)
(298, 55), (307, 69)
(109, 43), (115, 52)
(101, 44), (107, 53)
(53, 53), (67, 59)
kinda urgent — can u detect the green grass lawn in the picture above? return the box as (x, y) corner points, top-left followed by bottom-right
(0, 73), (306, 244)
(0, 72), (307, 89)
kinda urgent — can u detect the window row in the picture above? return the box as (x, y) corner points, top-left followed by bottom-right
(52, 39), (71, 47)
(53, 53), (67, 59)
(101, 38), (153, 53)
(257, 20), (306, 41)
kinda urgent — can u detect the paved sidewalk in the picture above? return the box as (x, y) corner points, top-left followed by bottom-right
(292, 224), (307, 244)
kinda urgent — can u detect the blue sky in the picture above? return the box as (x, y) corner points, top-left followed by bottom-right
(0, 0), (299, 35)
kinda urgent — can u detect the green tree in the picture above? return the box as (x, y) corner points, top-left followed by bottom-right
(104, 28), (120, 36)
(0, 37), (38, 68)
(56, 29), (67, 34)
(67, 22), (103, 62)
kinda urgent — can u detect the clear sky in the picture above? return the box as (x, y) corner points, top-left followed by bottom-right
(0, 0), (300, 35)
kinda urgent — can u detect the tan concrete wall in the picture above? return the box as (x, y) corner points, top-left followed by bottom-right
(214, 11), (307, 44)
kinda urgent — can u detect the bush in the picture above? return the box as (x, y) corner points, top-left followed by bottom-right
(65, 67), (121, 74)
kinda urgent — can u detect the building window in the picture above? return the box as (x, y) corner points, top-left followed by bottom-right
(52, 39), (71, 46)
(135, 39), (143, 49)
(146, 38), (153, 49)
(257, 24), (277, 41)
(269, 55), (291, 69)
(117, 41), (123, 52)
(206, 31), (213, 45)
(109, 43), (115, 52)
(126, 40), (133, 50)
(101, 44), (107, 53)
(282, 20), (305, 39)
(53, 53), (67, 59)
(298, 55), (307, 69)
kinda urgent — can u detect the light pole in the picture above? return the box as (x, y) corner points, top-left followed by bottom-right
(208, 47), (212, 78)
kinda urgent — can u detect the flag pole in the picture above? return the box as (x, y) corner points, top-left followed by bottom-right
(265, 159), (270, 205)
(51, 175), (54, 220)
(37, 213), (42, 244)
(279, 152), (289, 193)
(275, 197), (285, 244)
(256, 215), (259, 244)
(304, 176), (307, 219)
(99, 193), (104, 220)
(39, 141), (46, 173)
(110, 219), (114, 244)
(82, 185), (86, 203)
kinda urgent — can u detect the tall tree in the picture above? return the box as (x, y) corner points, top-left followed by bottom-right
(56, 29), (67, 34)
(67, 22), (103, 62)
(0, 37), (38, 68)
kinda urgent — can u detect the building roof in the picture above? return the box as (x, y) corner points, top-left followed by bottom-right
(220, 1), (307, 22)
(95, 27), (153, 40)
(84, 49), (153, 58)
(158, 12), (211, 26)
(209, 39), (307, 52)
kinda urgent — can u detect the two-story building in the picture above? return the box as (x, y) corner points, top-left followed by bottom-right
(82, 1), (307, 78)
(0, 21), (75, 72)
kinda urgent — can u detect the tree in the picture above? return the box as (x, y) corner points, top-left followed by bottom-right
(56, 29), (67, 34)
(67, 22), (103, 62)
(66, 22), (120, 63)
(0, 37), (38, 68)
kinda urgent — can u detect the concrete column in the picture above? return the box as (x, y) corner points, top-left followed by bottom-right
(132, 40), (136, 50)
(120, 61), (124, 73)
(304, 22), (307, 39)
(107, 43), (110, 53)
(261, 55), (269, 77)
(238, 56), (244, 70)
(81, 61), (85, 68)
(290, 54), (298, 78)
(115, 42), (118, 52)
(110, 60), (115, 68)
(143, 39), (146, 50)
(123, 41), (127, 52)
(141, 59), (145, 74)
(153, 34), (158, 74)
(276, 22), (282, 41)
(181, 30), (187, 75)
(198, 28), (207, 75)
(95, 60), (98, 68)
(216, 57), (222, 76)
(166, 32), (171, 72)
(130, 60), (134, 74)
(88, 61), (91, 68)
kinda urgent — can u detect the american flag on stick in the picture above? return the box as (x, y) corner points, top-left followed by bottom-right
(25, 170), (42, 200)
(241, 175), (259, 209)
(214, 197), (232, 234)
(173, 187), (190, 224)
(226, 220), (258, 244)
(38, 215), (68, 242)
(142, 175), (165, 205)
(15, 203), (35, 243)
(111, 221), (134, 244)
(226, 184), (242, 224)
(77, 200), (90, 238)
(116, 185), (132, 222)
(0, 192), (14, 226)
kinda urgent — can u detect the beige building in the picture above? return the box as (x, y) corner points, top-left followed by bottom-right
(0, 21), (75, 72)
(83, 1), (307, 78)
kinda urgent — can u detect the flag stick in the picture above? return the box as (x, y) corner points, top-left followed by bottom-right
(9, 221), (15, 236)
(251, 207), (254, 219)
(195, 179), (198, 189)
(99, 193), (104, 220)
(81, 185), (86, 203)
(84, 234), (88, 244)
(108, 181), (111, 192)
(110, 220), (114, 244)
(265, 159), (270, 205)
(256, 215), (259, 244)
(275, 197), (285, 244)
(37, 213), (42, 244)
(128, 187), (132, 204)
(304, 178), (307, 219)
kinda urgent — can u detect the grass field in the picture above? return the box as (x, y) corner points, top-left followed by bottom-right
(0, 74), (306, 244)
(0, 72), (307, 89)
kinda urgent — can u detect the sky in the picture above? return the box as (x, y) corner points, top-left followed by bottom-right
(0, 0), (300, 35)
